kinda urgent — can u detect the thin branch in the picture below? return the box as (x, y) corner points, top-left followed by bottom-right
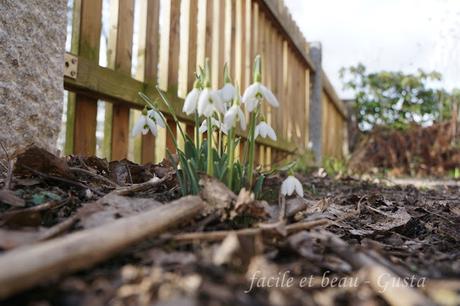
(20, 165), (105, 196)
(172, 219), (330, 242)
(69, 167), (119, 188)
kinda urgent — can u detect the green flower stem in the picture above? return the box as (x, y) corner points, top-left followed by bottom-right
(217, 113), (223, 156)
(155, 87), (186, 140)
(207, 117), (213, 176)
(195, 111), (200, 150)
(247, 110), (257, 187)
(226, 127), (235, 188)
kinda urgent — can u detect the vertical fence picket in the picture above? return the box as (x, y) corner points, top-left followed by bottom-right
(218, 1), (226, 85)
(165, 0), (181, 154)
(179, 0), (193, 98)
(168, 0), (181, 92)
(243, 0), (251, 88)
(110, 0), (135, 161)
(101, 0), (118, 160)
(211, 0), (221, 88)
(196, 0), (206, 69)
(73, 0), (103, 156)
(264, 17), (274, 168)
(234, 0), (243, 86)
(224, 0), (232, 67)
(139, 0), (160, 163)
(188, 0), (199, 86)
(304, 68), (310, 147)
(252, 2), (259, 58)
(281, 40), (288, 141)
(64, 0), (81, 155)
(229, 0), (237, 78)
(276, 33), (283, 143)
(181, 0), (199, 143)
(251, 0), (259, 161)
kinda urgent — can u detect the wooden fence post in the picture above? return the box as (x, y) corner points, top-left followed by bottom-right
(309, 42), (323, 165)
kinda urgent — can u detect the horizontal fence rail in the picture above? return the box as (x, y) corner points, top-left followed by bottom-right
(62, 0), (347, 166)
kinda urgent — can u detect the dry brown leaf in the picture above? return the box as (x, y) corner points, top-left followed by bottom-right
(199, 175), (236, 218)
(367, 206), (411, 232)
(13, 145), (74, 179)
(232, 188), (274, 220)
(77, 193), (162, 229)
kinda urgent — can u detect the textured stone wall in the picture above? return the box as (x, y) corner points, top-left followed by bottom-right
(0, 0), (66, 160)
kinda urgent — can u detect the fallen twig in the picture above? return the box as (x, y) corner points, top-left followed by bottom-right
(69, 167), (119, 188)
(20, 165), (105, 196)
(37, 214), (81, 241)
(173, 219), (330, 242)
(114, 174), (171, 196)
(0, 195), (205, 299)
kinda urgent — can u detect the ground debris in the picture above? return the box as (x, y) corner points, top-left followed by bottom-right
(0, 146), (459, 306)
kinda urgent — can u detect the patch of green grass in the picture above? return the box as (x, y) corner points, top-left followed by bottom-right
(323, 157), (347, 177)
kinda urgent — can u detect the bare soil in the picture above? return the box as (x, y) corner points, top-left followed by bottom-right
(0, 146), (459, 306)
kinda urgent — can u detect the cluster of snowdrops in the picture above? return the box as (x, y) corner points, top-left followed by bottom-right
(132, 55), (303, 198)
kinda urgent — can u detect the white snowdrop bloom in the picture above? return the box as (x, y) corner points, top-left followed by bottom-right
(132, 113), (158, 136)
(197, 88), (225, 117)
(223, 104), (246, 131)
(147, 109), (165, 128)
(132, 109), (165, 137)
(242, 82), (279, 112)
(254, 121), (276, 141)
(183, 88), (201, 115)
(219, 83), (237, 105)
(281, 175), (304, 197)
(199, 118), (227, 135)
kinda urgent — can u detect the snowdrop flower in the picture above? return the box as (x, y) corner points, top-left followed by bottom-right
(223, 103), (246, 131)
(254, 121), (276, 141)
(132, 108), (165, 137)
(281, 175), (304, 197)
(147, 109), (165, 128)
(243, 54), (279, 112)
(199, 118), (227, 135)
(242, 82), (279, 112)
(183, 87), (201, 115)
(198, 88), (225, 117)
(220, 83), (237, 105)
(219, 64), (236, 106)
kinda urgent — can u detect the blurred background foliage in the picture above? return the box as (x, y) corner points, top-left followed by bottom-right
(340, 63), (460, 131)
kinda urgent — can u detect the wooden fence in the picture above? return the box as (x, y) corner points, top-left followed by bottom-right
(63, 0), (347, 166)
(322, 73), (348, 158)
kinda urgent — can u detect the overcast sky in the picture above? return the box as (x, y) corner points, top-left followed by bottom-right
(285, 0), (460, 98)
